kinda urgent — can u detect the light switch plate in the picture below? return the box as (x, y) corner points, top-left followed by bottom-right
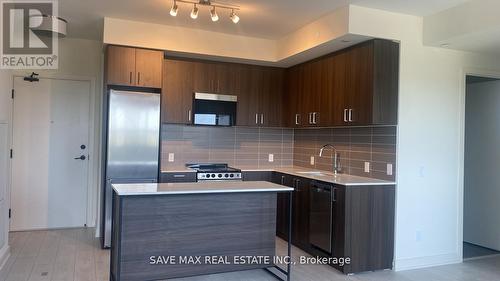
(268, 154), (274, 162)
(387, 163), (393, 175)
(310, 156), (315, 165)
(168, 153), (175, 162)
(364, 162), (370, 173)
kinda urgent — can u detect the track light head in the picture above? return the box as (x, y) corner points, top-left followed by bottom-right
(170, 1), (178, 16)
(190, 4), (198, 19)
(230, 9), (239, 24)
(210, 6), (219, 22)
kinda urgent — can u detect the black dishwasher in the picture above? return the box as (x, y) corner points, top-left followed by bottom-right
(309, 181), (333, 254)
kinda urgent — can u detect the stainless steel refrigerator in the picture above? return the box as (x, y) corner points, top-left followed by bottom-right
(102, 89), (160, 248)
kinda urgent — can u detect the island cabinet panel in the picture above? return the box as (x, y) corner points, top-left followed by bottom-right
(111, 192), (277, 281)
(106, 45), (163, 88)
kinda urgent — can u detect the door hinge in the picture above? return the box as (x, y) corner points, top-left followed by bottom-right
(10, 149), (13, 158)
(11, 89), (14, 99)
(8, 209), (11, 219)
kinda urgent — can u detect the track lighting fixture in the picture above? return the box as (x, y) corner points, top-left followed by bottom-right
(169, 0), (240, 24)
(190, 4), (199, 19)
(230, 9), (239, 24)
(210, 6), (219, 22)
(170, 0), (178, 16)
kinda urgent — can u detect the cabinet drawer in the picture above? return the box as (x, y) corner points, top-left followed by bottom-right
(160, 172), (197, 183)
(242, 171), (272, 181)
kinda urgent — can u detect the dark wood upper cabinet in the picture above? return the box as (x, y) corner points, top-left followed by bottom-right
(106, 45), (163, 88)
(106, 46), (136, 86)
(286, 39), (399, 127)
(162, 59), (194, 124)
(135, 48), (164, 88)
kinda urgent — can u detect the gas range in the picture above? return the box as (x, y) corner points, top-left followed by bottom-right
(187, 163), (242, 182)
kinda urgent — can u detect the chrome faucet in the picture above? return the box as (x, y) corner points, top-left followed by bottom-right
(319, 144), (342, 175)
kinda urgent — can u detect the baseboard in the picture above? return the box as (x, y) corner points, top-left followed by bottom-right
(0, 244), (10, 271)
(394, 252), (461, 271)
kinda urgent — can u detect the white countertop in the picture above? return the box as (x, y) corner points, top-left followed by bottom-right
(113, 181), (294, 196)
(161, 166), (396, 186)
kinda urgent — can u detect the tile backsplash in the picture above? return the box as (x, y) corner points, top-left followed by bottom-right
(161, 124), (397, 181)
(161, 125), (294, 170)
(294, 126), (397, 181)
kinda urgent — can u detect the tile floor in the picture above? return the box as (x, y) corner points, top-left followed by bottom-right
(2, 228), (500, 281)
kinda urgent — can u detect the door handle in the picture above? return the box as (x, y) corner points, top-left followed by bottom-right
(348, 109), (353, 122)
(295, 114), (300, 125)
(74, 155), (86, 160)
(343, 109), (348, 122)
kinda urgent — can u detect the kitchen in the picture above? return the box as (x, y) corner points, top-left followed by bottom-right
(2, 1), (500, 281)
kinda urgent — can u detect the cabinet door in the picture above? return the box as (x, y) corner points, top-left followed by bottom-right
(259, 68), (285, 127)
(329, 52), (349, 126)
(193, 61), (217, 93)
(286, 66), (303, 127)
(135, 49), (163, 88)
(106, 45), (136, 86)
(162, 60), (194, 124)
(331, 185), (346, 261)
(292, 177), (310, 250)
(347, 43), (374, 125)
(272, 173), (294, 241)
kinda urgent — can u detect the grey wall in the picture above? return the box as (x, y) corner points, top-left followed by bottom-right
(464, 80), (500, 250)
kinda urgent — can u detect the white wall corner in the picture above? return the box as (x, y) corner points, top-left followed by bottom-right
(394, 252), (461, 271)
(0, 244), (10, 271)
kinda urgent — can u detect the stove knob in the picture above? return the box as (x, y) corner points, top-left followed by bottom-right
(229, 174), (234, 178)
(218, 174), (222, 178)
(225, 174), (229, 178)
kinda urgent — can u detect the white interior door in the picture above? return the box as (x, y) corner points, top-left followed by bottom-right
(11, 76), (91, 231)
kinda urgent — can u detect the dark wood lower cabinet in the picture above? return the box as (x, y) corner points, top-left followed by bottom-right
(271, 172), (395, 274)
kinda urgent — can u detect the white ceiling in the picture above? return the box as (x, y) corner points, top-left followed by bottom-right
(59, 0), (470, 40)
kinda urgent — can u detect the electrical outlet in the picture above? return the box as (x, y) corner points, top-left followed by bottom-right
(268, 154), (274, 162)
(387, 163), (393, 175)
(168, 153), (175, 162)
(310, 156), (315, 165)
(364, 162), (370, 173)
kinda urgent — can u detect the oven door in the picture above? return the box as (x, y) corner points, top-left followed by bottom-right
(193, 93), (237, 126)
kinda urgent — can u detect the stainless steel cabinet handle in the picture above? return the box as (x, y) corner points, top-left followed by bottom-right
(295, 114), (300, 125)
(260, 114), (264, 125)
(281, 175), (285, 185)
(344, 109), (348, 122)
(348, 109), (353, 122)
(188, 110), (192, 122)
(255, 113), (259, 124)
(313, 112), (319, 124)
(309, 112), (313, 124)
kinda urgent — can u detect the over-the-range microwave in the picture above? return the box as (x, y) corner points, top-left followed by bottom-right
(192, 93), (237, 126)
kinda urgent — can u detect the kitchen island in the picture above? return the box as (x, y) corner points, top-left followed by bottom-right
(110, 181), (294, 281)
